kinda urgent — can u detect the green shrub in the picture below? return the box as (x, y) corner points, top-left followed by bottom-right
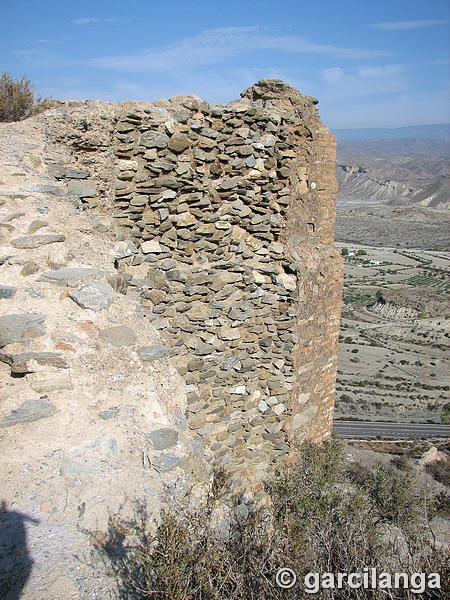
(361, 461), (422, 527)
(0, 71), (36, 122)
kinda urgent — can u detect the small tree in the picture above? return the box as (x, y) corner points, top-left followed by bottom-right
(0, 72), (35, 122)
(341, 247), (349, 256)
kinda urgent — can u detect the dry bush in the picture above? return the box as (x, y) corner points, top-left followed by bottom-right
(0, 71), (52, 122)
(99, 441), (449, 599)
(0, 72), (35, 122)
(391, 454), (411, 471)
(426, 456), (450, 487)
(433, 491), (450, 518)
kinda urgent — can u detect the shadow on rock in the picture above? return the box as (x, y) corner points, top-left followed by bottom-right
(0, 500), (39, 600)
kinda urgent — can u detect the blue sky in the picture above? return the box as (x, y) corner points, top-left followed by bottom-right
(1, 0), (448, 128)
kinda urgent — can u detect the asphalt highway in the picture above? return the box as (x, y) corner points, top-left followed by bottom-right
(333, 420), (450, 439)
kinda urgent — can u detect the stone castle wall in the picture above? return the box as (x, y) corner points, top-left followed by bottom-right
(45, 79), (343, 493)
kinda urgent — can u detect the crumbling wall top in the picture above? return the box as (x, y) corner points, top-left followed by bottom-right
(240, 79), (321, 123)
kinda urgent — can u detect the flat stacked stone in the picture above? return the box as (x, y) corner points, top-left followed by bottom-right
(109, 80), (343, 494)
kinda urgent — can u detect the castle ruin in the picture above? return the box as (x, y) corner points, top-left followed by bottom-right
(0, 79), (343, 597)
(53, 78), (344, 492)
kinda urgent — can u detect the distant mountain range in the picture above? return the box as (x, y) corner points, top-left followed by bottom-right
(337, 138), (450, 159)
(336, 164), (449, 210)
(332, 124), (450, 141)
(335, 127), (450, 210)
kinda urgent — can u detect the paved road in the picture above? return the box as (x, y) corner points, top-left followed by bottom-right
(333, 420), (450, 439)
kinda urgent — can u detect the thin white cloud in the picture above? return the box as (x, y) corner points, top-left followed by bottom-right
(322, 89), (450, 128)
(104, 17), (130, 24)
(41, 78), (168, 103)
(89, 26), (388, 72)
(370, 19), (447, 31)
(357, 65), (405, 77)
(320, 64), (406, 97)
(72, 18), (99, 25)
(44, 68), (312, 106)
(322, 67), (344, 84)
(169, 67), (313, 105)
(36, 39), (63, 45)
(414, 58), (450, 67)
(71, 17), (129, 25)
(12, 48), (50, 58)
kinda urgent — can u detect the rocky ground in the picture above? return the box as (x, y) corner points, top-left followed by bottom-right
(0, 117), (210, 600)
(335, 204), (450, 250)
(334, 242), (449, 424)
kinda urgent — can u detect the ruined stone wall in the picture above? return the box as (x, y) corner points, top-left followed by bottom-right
(40, 80), (343, 494)
(0, 81), (342, 598)
(104, 80), (343, 493)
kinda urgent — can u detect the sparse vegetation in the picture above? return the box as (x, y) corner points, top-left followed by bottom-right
(391, 454), (411, 471)
(426, 456), (450, 487)
(336, 242), (448, 423)
(0, 72), (35, 122)
(434, 491), (450, 518)
(0, 71), (50, 122)
(99, 441), (448, 599)
(442, 403), (450, 425)
(343, 292), (376, 305)
(407, 274), (449, 293)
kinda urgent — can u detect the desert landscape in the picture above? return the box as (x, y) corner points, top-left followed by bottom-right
(0, 1), (449, 597)
(335, 242), (449, 423)
(334, 131), (449, 427)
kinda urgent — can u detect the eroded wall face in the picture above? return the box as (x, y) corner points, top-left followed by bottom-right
(112, 83), (343, 493)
